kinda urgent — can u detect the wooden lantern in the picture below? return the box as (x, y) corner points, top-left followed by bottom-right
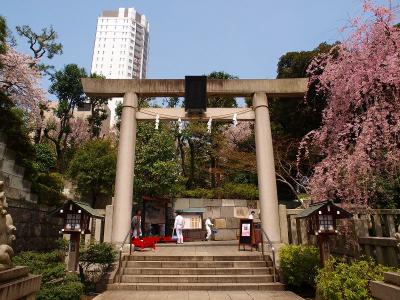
(55, 200), (104, 271)
(296, 200), (352, 266)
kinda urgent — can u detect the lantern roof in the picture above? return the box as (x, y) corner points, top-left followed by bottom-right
(50, 200), (105, 219)
(295, 200), (352, 219)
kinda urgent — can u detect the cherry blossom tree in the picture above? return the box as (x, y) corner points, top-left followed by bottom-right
(298, 1), (400, 208)
(0, 46), (46, 121)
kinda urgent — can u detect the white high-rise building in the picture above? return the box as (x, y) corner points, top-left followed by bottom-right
(90, 8), (150, 126)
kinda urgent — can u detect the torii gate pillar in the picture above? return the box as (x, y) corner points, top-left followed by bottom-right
(112, 92), (137, 244)
(253, 92), (281, 243)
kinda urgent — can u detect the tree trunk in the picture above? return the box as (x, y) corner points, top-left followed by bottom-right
(178, 136), (187, 177)
(187, 139), (196, 189)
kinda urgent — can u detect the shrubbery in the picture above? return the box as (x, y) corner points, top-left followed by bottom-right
(179, 183), (258, 199)
(316, 257), (394, 300)
(280, 244), (320, 288)
(13, 250), (84, 300)
(79, 243), (116, 294)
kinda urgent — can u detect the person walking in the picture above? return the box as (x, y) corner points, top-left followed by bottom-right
(205, 217), (214, 241)
(174, 210), (184, 244)
(131, 209), (142, 238)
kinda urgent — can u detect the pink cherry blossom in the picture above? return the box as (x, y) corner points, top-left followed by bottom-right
(0, 46), (46, 121)
(298, 1), (400, 207)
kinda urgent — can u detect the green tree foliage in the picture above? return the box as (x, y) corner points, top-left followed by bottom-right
(0, 16), (7, 55)
(34, 143), (56, 173)
(86, 73), (109, 138)
(13, 251), (84, 300)
(14, 24), (63, 142)
(0, 101), (36, 173)
(16, 24), (62, 74)
(264, 43), (337, 199)
(34, 172), (64, 206)
(206, 71), (238, 108)
(274, 42), (335, 136)
(316, 258), (394, 300)
(206, 71), (238, 188)
(68, 139), (117, 207)
(277, 43), (333, 79)
(46, 64), (88, 172)
(135, 122), (183, 198)
(280, 244), (320, 288)
(172, 71), (240, 190)
(79, 243), (116, 294)
(180, 183), (259, 199)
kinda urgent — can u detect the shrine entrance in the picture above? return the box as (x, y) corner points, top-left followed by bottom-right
(82, 77), (307, 245)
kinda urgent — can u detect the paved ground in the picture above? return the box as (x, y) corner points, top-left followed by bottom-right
(94, 290), (304, 300)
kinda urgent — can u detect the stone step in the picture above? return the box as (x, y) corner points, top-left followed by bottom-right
(120, 274), (273, 284)
(123, 267), (272, 275)
(124, 260), (270, 269)
(384, 272), (400, 287)
(124, 255), (268, 262)
(107, 282), (285, 291)
(370, 280), (400, 300)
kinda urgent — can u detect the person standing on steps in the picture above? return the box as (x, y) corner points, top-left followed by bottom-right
(174, 210), (184, 244)
(205, 217), (214, 241)
(248, 210), (255, 220)
(131, 209), (142, 239)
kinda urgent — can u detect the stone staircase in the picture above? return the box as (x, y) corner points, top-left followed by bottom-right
(0, 133), (37, 203)
(371, 272), (400, 300)
(109, 254), (284, 291)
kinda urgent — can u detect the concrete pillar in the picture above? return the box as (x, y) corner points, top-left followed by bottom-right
(104, 204), (113, 243)
(253, 92), (281, 243)
(279, 204), (289, 244)
(112, 92), (138, 244)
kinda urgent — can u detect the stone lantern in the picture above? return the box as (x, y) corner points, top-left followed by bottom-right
(296, 200), (353, 266)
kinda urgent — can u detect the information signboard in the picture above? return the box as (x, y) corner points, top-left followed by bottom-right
(239, 219), (254, 249)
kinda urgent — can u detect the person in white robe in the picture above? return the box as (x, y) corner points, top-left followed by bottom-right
(174, 211), (185, 244)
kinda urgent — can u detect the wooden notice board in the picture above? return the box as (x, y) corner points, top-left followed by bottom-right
(238, 219), (254, 251)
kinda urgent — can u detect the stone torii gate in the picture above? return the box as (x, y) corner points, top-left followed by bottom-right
(82, 78), (308, 245)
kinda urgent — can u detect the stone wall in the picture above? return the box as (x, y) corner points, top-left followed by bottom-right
(1, 133), (63, 252)
(8, 198), (63, 253)
(173, 198), (259, 241)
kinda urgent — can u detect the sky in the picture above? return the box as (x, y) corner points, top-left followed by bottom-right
(1, 0), (395, 94)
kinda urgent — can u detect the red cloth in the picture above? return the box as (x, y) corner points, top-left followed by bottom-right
(132, 237), (156, 250)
